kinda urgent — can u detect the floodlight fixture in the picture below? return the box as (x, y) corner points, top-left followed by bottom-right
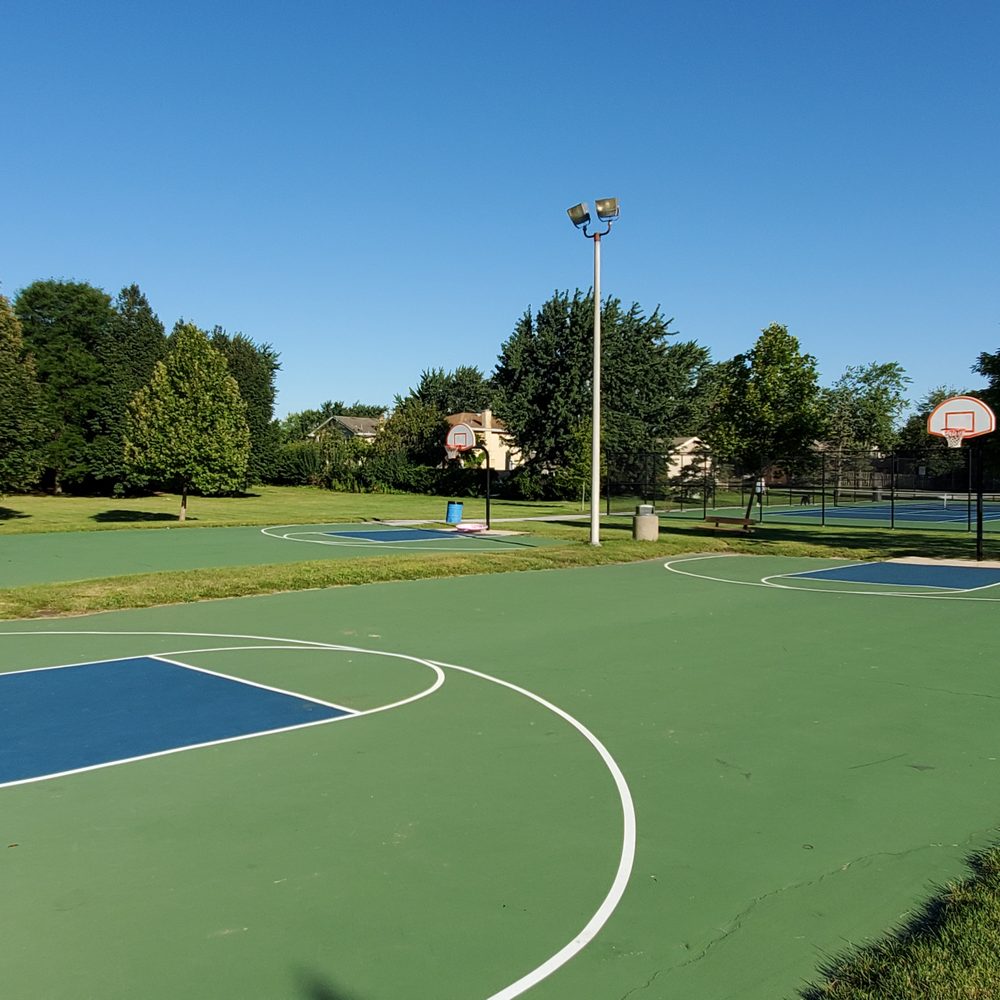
(566, 202), (591, 228)
(595, 197), (620, 221)
(565, 194), (621, 546)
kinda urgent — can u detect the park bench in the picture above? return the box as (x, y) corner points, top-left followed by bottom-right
(704, 515), (755, 532)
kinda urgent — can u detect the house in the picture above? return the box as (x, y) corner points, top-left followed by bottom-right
(307, 415), (383, 443)
(666, 436), (711, 479)
(446, 409), (522, 472)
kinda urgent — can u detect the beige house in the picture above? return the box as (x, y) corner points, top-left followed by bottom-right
(446, 409), (522, 472)
(666, 436), (711, 478)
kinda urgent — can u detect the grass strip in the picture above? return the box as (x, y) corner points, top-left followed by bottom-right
(800, 846), (1000, 999)
(0, 523), (937, 621)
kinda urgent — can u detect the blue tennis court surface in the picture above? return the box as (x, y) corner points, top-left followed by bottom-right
(0, 656), (350, 786)
(788, 561), (1000, 589)
(326, 528), (464, 542)
(772, 501), (1000, 522)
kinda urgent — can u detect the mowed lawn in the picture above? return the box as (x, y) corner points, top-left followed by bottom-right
(0, 485), (586, 534)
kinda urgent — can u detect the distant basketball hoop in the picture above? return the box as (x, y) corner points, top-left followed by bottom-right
(445, 422), (477, 461)
(927, 395), (995, 449)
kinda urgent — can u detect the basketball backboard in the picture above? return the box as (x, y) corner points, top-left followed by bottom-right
(927, 395), (995, 447)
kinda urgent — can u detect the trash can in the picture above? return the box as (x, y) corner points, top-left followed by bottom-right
(633, 504), (658, 541)
(445, 501), (463, 524)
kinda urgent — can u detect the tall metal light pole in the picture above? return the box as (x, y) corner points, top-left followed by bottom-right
(567, 198), (620, 546)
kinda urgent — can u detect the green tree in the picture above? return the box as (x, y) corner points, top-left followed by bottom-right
(210, 327), (281, 483)
(89, 284), (167, 492)
(374, 398), (449, 467)
(820, 362), (910, 502)
(971, 351), (1000, 479)
(492, 290), (711, 484)
(0, 295), (47, 493)
(15, 280), (116, 491)
(404, 366), (494, 414)
(710, 323), (825, 509)
(896, 386), (969, 481)
(125, 322), (250, 520)
(822, 362), (910, 453)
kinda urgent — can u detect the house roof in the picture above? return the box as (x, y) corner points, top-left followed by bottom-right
(307, 415), (382, 438)
(446, 411), (508, 432)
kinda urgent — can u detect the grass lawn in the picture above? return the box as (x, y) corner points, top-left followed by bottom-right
(0, 485), (590, 534)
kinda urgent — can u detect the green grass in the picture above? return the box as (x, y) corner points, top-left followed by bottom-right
(1, 510), (994, 621)
(0, 485), (591, 534)
(800, 847), (1000, 999)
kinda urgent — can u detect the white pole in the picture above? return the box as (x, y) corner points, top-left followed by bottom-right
(591, 232), (602, 546)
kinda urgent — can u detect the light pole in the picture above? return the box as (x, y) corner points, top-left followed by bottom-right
(567, 197), (620, 546)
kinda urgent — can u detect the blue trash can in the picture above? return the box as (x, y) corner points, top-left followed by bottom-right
(445, 501), (463, 524)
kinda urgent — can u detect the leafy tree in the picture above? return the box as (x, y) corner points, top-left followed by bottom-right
(210, 327), (281, 483)
(125, 322), (250, 520)
(971, 351), (1000, 479)
(15, 280), (115, 491)
(820, 362), (910, 502)
(404, 366), (494, 414)
(709, 323), (825, 510)
(0, 295), (47, 493)
(492, 290), (711, 484)
(896, 386), (969, 482)
(822, 362), (910, 452)
(373, 398), (449, 467)
(89, 285), (167, 492)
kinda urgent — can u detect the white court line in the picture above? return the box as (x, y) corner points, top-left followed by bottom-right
(0, 639), (444, 789)
(434, 656), (636, 1000)
(664, 555), (1000, 600)
(0, 628), (635, 1000)
(260, 523), (507, 553)
(150, 653), (359, 714)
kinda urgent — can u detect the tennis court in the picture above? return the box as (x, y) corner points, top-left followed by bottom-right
(664, 489), (1000, 533)
(0, 523), (553, 588)
(3, 555), (999, 998)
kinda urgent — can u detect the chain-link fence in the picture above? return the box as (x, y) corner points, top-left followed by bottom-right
(605, 448), (1000, 530)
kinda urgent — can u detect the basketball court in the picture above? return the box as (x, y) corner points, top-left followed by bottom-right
(0, 522), (554, 588)
(3, 555), (999, 999)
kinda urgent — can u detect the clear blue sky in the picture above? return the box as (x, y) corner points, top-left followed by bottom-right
(3, 0), (997, 419)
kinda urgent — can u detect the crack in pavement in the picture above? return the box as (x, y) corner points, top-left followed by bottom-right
(669, 841), (950, 973)
(618, 968), (662, 999)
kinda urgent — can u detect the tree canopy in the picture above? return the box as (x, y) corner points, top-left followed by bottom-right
(0, 295), (47, 494)
(15, 280), (116, 491)
(709, 323), (824, 473)
(210, 327), (281, 484)
(401, 366), (494, 415)
(492, 290), (712, 481)
(125, 322), (250, 520)
(821, 362), (910, 454)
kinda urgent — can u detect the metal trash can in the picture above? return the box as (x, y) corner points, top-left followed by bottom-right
(633, 505), (658, 541)
(445, 501), (463, 524)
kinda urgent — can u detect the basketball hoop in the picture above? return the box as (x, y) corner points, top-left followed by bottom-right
(444, 422), (477, 463)
(942, 428), (966, 449)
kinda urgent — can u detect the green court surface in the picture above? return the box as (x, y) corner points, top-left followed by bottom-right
(0, 523), (555, 587)
(3, 556), (999, 999)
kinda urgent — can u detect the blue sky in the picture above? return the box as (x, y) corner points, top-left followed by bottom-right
(3, 1), (997, 418)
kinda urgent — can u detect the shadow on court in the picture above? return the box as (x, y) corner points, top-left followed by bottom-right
(92, 509), (194, 523)
(295, 970), (366, 1000)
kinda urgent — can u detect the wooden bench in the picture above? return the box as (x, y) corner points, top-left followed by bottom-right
(704, 515), (755, 532)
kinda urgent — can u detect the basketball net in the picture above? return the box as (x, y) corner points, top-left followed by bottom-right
(445, 446), (460, 461)
(942, 428), (966, 449)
